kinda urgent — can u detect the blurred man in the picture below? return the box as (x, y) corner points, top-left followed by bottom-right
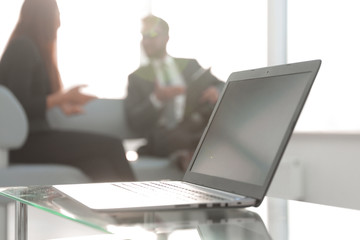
(125, 15), (223, 170)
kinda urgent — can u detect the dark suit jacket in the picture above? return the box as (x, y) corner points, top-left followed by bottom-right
(125, 58), (224, 156)
(0, 36), (51, 132)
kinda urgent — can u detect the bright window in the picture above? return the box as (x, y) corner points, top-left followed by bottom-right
(288, 0), (360, 132)
(150, 0), (267, 80)
(56, 0), (149, 98)
(1, 0), (266, 99)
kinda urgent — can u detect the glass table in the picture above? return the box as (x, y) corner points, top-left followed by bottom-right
(1, 184), (360, 240)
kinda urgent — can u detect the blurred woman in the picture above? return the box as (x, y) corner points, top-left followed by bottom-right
(0, 0), (135, 182)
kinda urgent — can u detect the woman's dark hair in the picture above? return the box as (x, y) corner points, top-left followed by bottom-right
(8, 0), (61, 92)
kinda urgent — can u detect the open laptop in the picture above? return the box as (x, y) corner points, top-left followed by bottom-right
(54, 59), (321, 212)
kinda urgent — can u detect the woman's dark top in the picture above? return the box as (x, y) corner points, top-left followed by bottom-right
(0, 36), (135, 182)
(0, 36), (51, 132)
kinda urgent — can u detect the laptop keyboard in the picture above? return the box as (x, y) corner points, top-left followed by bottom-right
(112, 181), (230, 202)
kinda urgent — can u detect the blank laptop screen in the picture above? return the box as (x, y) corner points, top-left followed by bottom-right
(190, 72), (312, 186)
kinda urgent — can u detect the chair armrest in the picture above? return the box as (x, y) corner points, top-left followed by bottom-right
(0, 85), (28, 149)
(0, 85), (28, 168)
(47, 99), (141, 139)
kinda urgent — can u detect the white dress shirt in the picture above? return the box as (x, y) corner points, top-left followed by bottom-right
(150, 56), (186, 127)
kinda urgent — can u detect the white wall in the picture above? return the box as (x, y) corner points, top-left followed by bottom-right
(269, 132), (360, 210)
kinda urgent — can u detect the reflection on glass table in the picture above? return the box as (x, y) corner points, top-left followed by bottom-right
(0, 185), (271, 240)
(3, 184), (360, 240)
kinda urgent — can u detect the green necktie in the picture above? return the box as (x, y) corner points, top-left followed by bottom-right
(161, 62), (171, 85)
(160, 63), (177, 129)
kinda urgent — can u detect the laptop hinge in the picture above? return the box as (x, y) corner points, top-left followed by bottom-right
(254, 199), (262, 207)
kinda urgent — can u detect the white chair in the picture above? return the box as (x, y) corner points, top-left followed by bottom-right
(0, 85), (91, 239)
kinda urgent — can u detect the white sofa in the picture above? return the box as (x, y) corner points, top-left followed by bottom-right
(46, 99), (184, 181)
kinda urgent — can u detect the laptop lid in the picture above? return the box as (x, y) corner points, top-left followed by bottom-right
(183, 59), (321, 206)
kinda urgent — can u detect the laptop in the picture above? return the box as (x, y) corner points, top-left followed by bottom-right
(54, 59), (321, 212)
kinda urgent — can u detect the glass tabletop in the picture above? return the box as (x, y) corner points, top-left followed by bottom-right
(2, 184), (360, 240)
(0, 185), (115, 233)
(0, 185), (272, 239)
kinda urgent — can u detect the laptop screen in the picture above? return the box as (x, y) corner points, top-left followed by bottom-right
(189, 71), (314, 186)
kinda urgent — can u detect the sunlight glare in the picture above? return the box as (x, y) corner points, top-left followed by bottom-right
(106, 225), (157, 239)
(56, 0), (146, 99)
(168, 229), (202, 240)
(126, 150), (139, 161)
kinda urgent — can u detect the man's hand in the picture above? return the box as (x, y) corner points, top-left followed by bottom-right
(200, 86), (219, 104)
(154, 81), (186, 102)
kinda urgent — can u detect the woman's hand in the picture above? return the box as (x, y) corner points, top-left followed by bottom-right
(64, 85), (96, 105)
(47, 85), (97, 115)
(59, 103), (84, 115)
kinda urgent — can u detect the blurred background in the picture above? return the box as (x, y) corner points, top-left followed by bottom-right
(1, 0), (360, 132)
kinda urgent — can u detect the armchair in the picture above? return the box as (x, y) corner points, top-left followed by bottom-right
(0, 85), (90, 239)
(0, 85), (92, 187)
